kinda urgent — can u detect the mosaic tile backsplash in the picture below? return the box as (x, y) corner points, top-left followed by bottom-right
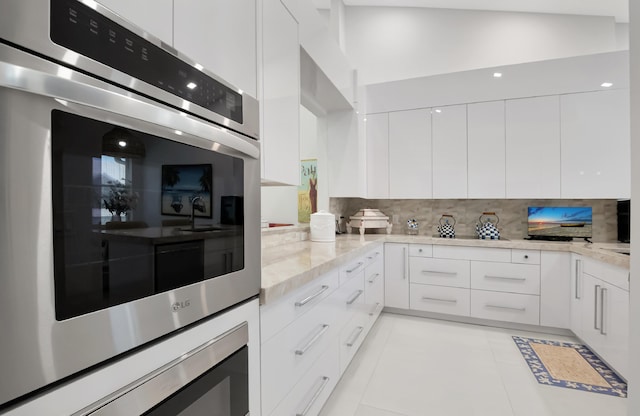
(330, 198), (620, 242)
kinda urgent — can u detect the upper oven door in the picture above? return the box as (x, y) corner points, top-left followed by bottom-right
(0, 43), (260, 408)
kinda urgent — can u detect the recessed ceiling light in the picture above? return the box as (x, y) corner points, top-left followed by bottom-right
(601, 82), (613, 88)
(493, 72), (502, 78)
(434, 109), (442, 113)
(117, 140), (127, 148)
(175, 130), (183, 136)
(186, 82), (197, 90)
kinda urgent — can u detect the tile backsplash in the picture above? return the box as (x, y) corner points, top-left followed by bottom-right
(330, 198), (620, 242)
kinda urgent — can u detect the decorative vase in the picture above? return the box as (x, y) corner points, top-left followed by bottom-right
(111, 213), (122, 222)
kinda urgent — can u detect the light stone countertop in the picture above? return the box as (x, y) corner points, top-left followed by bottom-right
(260, 234), (630, 305)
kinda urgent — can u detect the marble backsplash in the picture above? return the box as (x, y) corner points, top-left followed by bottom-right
(330, 198), (620, 242)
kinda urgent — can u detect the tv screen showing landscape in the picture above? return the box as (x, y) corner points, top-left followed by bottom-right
(527, 207), (593, 238)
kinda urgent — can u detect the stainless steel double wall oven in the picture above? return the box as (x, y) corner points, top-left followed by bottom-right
(0, 0), (260, 408)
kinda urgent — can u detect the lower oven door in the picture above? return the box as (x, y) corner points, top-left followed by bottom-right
(77, 323), (249, 416)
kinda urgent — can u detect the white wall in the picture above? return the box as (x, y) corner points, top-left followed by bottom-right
(345, 6), (627, 86)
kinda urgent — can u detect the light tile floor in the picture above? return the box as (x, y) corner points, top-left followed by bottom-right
(319, 313), (627, 416)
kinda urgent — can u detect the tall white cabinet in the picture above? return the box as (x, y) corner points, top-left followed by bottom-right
(560, 89), (630, 198)
(261, 0), (300, 185)
(432, 105), (467, 198)
(96, 0), (173, 46)
(388, 109), (432, 198)
(467, 101), (506, 198)
(384, 243), (409, 309)
(366, 113), (390, 198)
(505, 96), (561, 198)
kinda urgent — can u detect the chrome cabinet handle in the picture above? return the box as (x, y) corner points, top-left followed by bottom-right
(346, 290), (364, 305)
(422, 296), (457, 303)
(346, 262), (364, 273)
(484, 275), (526, 281)
(368, 273), (380, 283)
(295, 324), (329, 356)
(594, 285), (601, 330)
(369, 302), (380, 316)
(575, 259), (582, 300)
(600, 287), (607, 335)
(295, 285), (329, 307)
(422, 270), (457, 276)
(485, 304), (526, 312)
(366, 252), (380, 260)
(403, 247), (407, 279)
(346, 326), (364, 347)
(296, 376), (330, 416)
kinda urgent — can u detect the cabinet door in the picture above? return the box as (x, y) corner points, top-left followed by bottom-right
(539, 252), (571, 328)
(384, 243), (409, 309)
(580, 273), (604, 355)
(467, 101), (505, 198)
(599, 281), (629, 378)
(174, 0), (257, 98)
(570, 255), (584, 338)
(506, 96), (560, 198)
(561, 89), (630, 198)
(432, 104), (467, 198)
(260, 0), (300, 185)
(96, 0), (173, 46)
(388, 109), (432, 198)
(366, 113), (390, 198)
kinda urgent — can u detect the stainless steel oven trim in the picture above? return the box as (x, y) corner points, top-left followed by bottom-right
(74, 323), (248, 416)
(0, 0), (260, 140)
(0, 44), (259, 160)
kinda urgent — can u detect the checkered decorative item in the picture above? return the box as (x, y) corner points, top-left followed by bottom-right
(478, 227), (500, 239)
(476, 212), (501, 240)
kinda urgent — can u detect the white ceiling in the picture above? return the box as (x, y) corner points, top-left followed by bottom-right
(313, 0), (629, 23)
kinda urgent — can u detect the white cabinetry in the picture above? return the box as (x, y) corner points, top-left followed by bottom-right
(432, 105), (467, 198)
(366, 113), (389, 198)
(261, 0), (300, 185)
(388, 109), (432, 198)
(506, 96), (561, 198)
(560, 89), (630, 198)
(570, 254), (584, 339)
(96, 0), (173, 45)
(384, 243), (409, 309)
(174, 0), (257, 98)
(539, 251), (571, 328)
(467, 101), (506, 198)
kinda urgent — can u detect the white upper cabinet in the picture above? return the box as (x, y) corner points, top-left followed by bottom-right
(506, 96), (561, 198)
(260, 0), (300, 185)
(389, 109), (432, 198)
(173, 0), (257, 99)
(560, 89), (630, 199)
(467, 101), (506, 198)
(96, 0), (173, 46)
(432, 105), (467, 198)
(366, 113), (390, 198)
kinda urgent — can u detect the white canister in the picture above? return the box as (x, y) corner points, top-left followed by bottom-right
(310, 211), (336, 242)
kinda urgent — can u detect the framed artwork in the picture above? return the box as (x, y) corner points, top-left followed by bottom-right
(298, 159), (317, 223)
(161, 164), (212, 218)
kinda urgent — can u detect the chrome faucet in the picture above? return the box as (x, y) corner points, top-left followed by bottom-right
(190, 196), (202, 230)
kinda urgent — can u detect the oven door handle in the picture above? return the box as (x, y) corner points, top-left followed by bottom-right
(0, 50), (259, 160)
(73, 323), (248, 416)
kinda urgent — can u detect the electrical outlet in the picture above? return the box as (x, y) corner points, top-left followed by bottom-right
(392, 214), (399, 223)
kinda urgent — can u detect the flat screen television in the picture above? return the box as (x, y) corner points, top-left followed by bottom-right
(527, 207), (592, 241)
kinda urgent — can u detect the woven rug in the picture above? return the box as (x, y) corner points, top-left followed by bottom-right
(512, 336), (627, 398)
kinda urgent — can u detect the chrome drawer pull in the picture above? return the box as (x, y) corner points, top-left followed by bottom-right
(346, 326), (364, 347)
(346, 290), (364, 305)
(295, 285), (330, 307)
(484, 275), (526, 281)
(594, 285), (601, 330)
(368, 273), (380, 283)
(296, 376), (330, 416)
(346, 262), (364, 273)
(422, 270), (457, 276)
(422, 296), (457, 303)
(295, 324), (329, 356)
(575, 259), (582, 300)
(600, 288), (608, 335)
(369, 302), (380, 316)
(403, 247), (407, 279)
(485, 304), (526, 312)
(366, 252), (380, 260)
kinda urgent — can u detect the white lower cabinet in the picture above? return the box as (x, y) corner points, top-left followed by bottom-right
(470, 290), (540, 325)
(384, 243), (409, 308)
(261, 245), (384, 416)
(410, 284), (470, 316)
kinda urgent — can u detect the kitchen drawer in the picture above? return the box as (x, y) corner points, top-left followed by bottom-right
(410, 257), (470, 288)
(410, 283), (470, 317)
(512, 249), (540, 265)
(583, 258), (629, 291)
(432, 245), (511, 262)
(339, 255), (367, 285)
(330, 269), (366, 332)
(364, 259), (384, 311)
(261, 270), (340, 343)
(339, 310), (369, 373)
(471, 261), (540, 295)
(409, 244), (433, 257)
(261, 292), (341, 416)
(364, 247), (383, 267)
(471, 289), (540, 325)
(267, 341), (340, 416)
